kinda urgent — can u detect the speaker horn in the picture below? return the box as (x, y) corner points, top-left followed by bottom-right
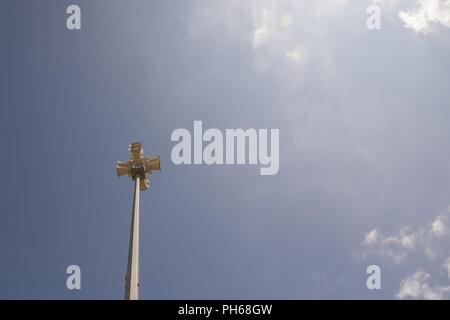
(144, 156), (161, 172)
(140, 178), (149, 191)
(116, 161), (130, 177)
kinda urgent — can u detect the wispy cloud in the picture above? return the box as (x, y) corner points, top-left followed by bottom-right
(249, 0), (349, 69)
(361, 205), (450, 299)
(397, 271), (450, 299)
(399, 0), (450, 34)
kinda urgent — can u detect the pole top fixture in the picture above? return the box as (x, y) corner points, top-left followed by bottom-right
(116, 142), (160, 191)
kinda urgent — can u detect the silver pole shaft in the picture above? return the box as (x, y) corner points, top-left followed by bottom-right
(125, 176), (140, 300)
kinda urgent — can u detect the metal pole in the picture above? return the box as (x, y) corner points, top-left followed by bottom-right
(125, 176), (140, 300)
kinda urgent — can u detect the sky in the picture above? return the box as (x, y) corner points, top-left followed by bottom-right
(1, 0), (450, 299)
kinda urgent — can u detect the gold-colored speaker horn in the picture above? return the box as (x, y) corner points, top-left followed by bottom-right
(129, 142), (143, 164)
(116, 161), (130, 177)
(144, 156), (161, 171)
(140, 178), (150, 191)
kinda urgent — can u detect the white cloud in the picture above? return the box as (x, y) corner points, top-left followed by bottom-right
(399, 0), (450, 34)
(431, 215), (448, 237)
(371, 0), (450, 34)
(397, 271), (450, 300)
(361, 207), (450, 264)
(285, 45), (307, 64)
(361, 227), (417, 265)
(252, 5), (275, 49)
(363, 229), (379, 245)
(249, 0), (349, 69)
(444, 257), (450, 279)
(188, 0), (351, 74)
(361, 205), (450, 299)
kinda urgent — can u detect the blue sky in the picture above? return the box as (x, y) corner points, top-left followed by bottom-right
(1, 0), (450, 299)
